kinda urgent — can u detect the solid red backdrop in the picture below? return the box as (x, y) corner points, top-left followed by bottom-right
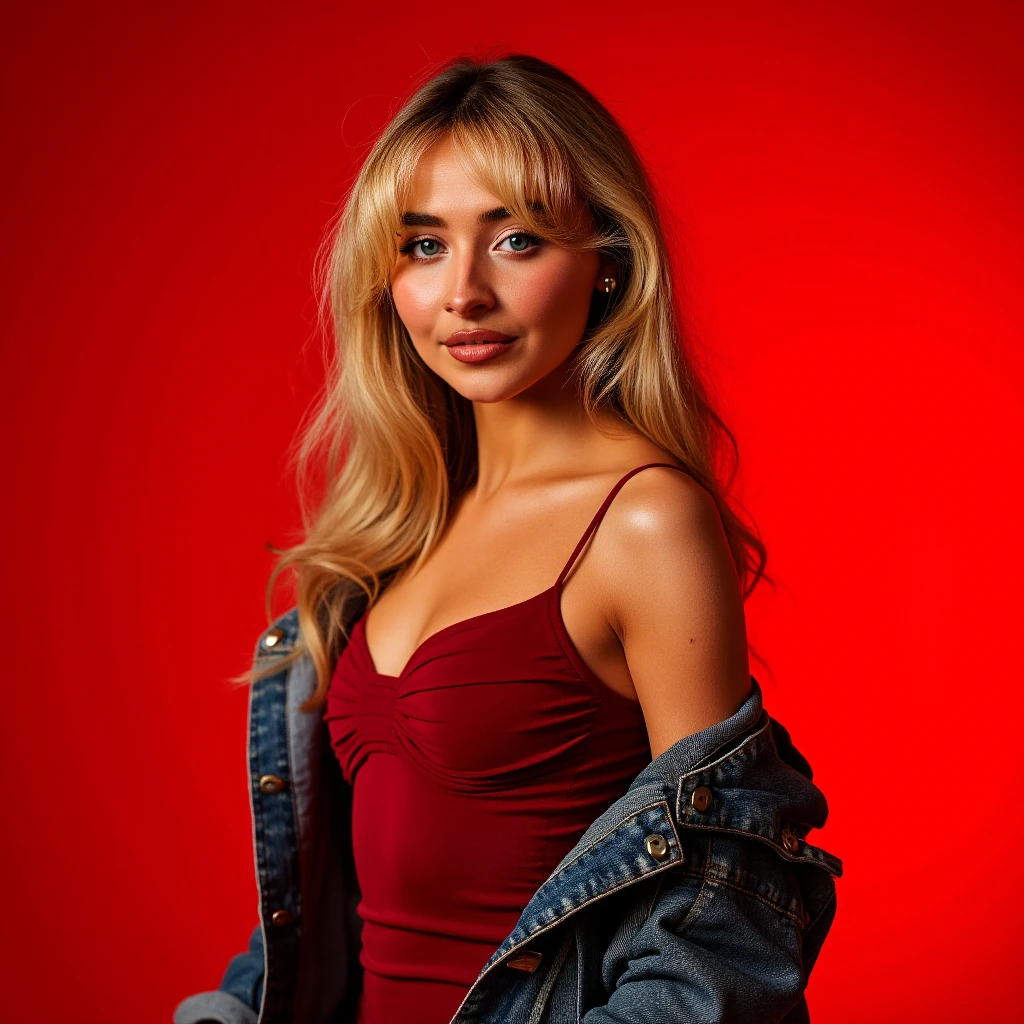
(1, 2), (1021, 1021)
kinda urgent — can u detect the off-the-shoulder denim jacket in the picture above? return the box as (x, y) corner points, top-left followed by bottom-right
(174, 605), (843, 1024)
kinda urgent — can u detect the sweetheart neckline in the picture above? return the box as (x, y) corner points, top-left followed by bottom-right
(357, 583), (561, 681)
(352, 576), (648, 708)
(350, 460), (696, 693)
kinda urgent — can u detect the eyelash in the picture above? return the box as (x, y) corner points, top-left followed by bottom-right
(398, 230), (544, 260)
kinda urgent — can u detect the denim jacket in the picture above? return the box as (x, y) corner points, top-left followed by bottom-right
(174, 604), (842, 1024)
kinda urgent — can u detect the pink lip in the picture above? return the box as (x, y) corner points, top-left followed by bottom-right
(442, 329), (517, 365)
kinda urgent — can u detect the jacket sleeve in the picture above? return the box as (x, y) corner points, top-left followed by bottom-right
(172, 923), (265, 1024)
(581, 832), (838, 1024)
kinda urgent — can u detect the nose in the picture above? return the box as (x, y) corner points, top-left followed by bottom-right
(444, 249), (496, 317)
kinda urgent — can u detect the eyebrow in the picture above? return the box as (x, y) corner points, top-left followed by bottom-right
(400, 201), (545, 229)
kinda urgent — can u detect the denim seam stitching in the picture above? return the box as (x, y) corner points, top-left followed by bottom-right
(672, 834), (713, 937)
(674, 718), (773, 786)
(642, 872), (668, 922)
(675, 821), (841, 877)
(526, 927), (575, 1024)
(701, 874), (805, 928)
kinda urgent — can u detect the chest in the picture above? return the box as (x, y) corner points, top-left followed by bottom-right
(324, 585), (650, 790)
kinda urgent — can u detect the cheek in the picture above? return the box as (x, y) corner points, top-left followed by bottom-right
(512, 253), (595, 335)
(390, 271), (438, 337)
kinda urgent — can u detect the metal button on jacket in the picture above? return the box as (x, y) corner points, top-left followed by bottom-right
(689, 786), (713, 812)
(506, 950), (543, 972)
(259, 774), (286, 795)
(270, 909), (293, 927)
(644, 834), (670, 861)
(263, 627), (286, 649)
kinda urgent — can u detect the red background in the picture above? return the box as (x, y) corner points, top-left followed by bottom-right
(2, 2), (1021, 1021)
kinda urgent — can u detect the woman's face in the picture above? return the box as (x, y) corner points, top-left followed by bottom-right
(389, 137), (612, 403)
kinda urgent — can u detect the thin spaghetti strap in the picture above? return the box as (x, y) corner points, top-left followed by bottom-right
(554, 462), (696, 589)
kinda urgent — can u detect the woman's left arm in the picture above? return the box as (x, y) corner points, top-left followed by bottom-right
(599, 466), (753, 758)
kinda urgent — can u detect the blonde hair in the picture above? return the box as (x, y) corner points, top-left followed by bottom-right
(241, 53), (771, 710)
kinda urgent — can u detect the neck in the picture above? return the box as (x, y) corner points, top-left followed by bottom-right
(470, 361), (632, 498)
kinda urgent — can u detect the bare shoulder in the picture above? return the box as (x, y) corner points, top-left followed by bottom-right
(593, 462), (735, 626)
(589, 461), (752, 758)
(602, 463), (725, 550)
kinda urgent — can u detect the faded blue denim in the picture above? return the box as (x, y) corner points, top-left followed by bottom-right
(174, 605), (842, 1024)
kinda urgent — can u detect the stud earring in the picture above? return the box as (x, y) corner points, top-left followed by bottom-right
(602, 277), (617, 294)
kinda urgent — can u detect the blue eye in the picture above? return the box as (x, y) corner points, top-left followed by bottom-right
(397, 235), (442, 258)
(401, 238), (440, 258)
(499, 232), (542, 253)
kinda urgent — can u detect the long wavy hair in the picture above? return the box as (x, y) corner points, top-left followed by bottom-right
(240, 53), (772, 711)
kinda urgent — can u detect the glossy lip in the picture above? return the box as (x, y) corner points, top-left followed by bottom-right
(443, 328), (516, 346)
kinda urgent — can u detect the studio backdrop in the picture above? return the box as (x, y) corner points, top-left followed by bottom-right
(1, 2), (1020, 1022)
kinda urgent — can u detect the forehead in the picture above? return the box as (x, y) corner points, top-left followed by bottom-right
(404, 137), (498, 211)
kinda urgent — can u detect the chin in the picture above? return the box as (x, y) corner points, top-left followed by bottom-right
(424, 347), (575, 403)
(441, 373), (529, 404)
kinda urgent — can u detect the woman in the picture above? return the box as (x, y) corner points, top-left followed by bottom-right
(175, 54), (842, 1024)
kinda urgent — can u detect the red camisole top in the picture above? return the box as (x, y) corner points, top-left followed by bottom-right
(323, 463), (690, 1024)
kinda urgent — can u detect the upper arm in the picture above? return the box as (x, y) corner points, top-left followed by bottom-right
(600, 467), (752, 758)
